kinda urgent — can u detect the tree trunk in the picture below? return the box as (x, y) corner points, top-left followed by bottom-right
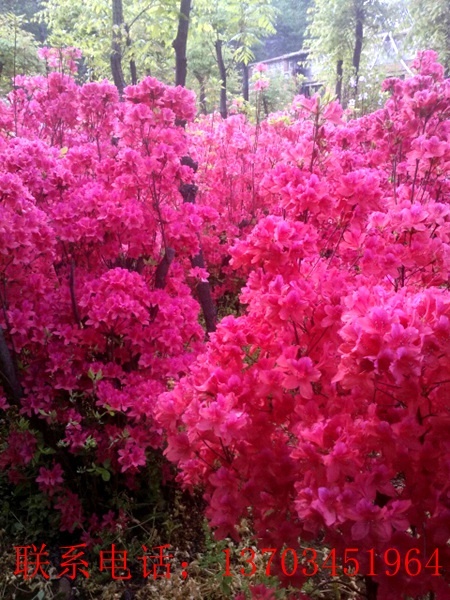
(150, 248), (176, 320)
(352, 4), (364, 98)
(190, 251), (217, 333)
(335, 58), (343, 103)
(200, 81), (207, 114)
(0, 326), (22, 405)
(242, 63), (249, 101)
(129, 58), (138, 86)
(154, 248), (176, 290)
(215, 39), (227, 118)
(179, 156), (217, 333)
(125, 24), (137, 85)
(111, 0), (127, 95)
(194, 71), (207, 114)
(445, 18), (450, 77)
(180, 181), (217, 333)
(173, 0), (192, 87)
(262, 94), (269, 117)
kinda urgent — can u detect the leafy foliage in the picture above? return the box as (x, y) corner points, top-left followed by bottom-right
(253, 0), (312, 61)
(0, 12), (43, 94)
(409, 0), (450, 73)
(306, 0), (402, 104)
(185, 0), (277, 114)
(38, 0), (179, 83)
(38, 0), (276, 114)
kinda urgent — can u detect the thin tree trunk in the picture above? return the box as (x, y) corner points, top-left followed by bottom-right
(173, 0), (192, 87)
(262, 94), (269, 117)
(0, 327), (22, 405)
(215, 39), (227, 118)
(190, 251), (217, 333)
(242, 63), (249, 101)
(125, 24), (137, 85)
(194, 71), (207, 114)
(352, 4), (364, 98)
(335, 58), (343, 103)
(129, 58), (138, 86)
(180, 181), (217, 333)
(180, 156), (217, 333)
(445, 19), (450, 77)
(154, 249), (176, 290)
(150, 248), (176, 320)
(199, 82), (207, 114)
(111, 0), (127, 95)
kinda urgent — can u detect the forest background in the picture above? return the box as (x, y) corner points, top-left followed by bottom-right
(2, 0), (450, 115)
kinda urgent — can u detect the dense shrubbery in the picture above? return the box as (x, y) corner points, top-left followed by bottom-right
(1, 48), (450, 599)
(161, 51), (450, 599)
(0, 47), (209, 541)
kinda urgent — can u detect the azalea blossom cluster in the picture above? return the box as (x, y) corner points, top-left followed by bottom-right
(0, 55), (206, 535)
(186, 112), (268, 305)
(252, 63), (270, 93)
(159, 51), (450, 599)
(37, 46), (82, 74)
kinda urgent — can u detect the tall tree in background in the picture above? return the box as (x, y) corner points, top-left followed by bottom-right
(39, 0), (274, 114)
(215, 38), (228, 117)
(409, 0), (450, 74)
(192, 0), (276, 117)
(39, 0), (179, 83)
(0, 0), (45, 93)
(254, 0), (312, 61)
(111, 0), (126, 94)
(0, 12), (43, 93)
(307, 0), (394, 105)
(307, 0), (349, 102)
(232, 0), (276, 102)
(1, 0), (46, 42)
(186, 33), (217, 113)
(352, 0), (364, 95)
(173, 0), (192, 87)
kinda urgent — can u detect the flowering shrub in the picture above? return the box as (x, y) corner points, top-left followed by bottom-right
(185, 113), (266, 310)
(159, 51), (450, 599)
(0, 52), (207, 537)
(37, 46), (82, 74)
(3, 46), (450, 598)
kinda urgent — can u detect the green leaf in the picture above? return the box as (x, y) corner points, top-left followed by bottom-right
(97, 467), (111, 481)
(37, 444), (56, 455)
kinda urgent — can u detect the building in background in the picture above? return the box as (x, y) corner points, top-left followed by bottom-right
(249, 33), (414, 98)
(249, 49), (322, 96)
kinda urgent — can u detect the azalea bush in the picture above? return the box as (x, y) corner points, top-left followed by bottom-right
(159, 51), (450, 600)
(2, 45), (450, 600)
(0, 47), (211, 540)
